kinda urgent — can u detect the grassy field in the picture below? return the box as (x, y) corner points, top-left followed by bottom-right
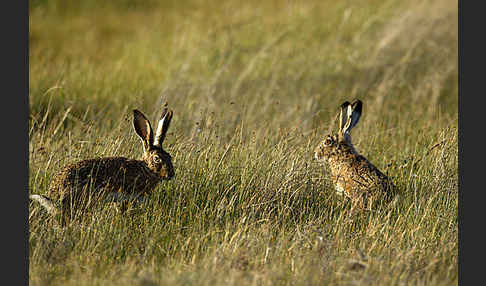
(29, 0), (458, 285)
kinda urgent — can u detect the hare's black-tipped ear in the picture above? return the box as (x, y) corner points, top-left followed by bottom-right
(154, 103), (173, 147)
(343, 100), (362, 134)
(339, 101), (350, 132)
(349, 99), (362, 128)
(133, 109), (154, 151)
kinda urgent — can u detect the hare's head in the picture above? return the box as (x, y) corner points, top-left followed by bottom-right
(314, 100), (362, 161)
(133, 104), (175, 180)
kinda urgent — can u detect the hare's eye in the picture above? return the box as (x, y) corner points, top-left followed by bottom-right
(324, 138), (333, 146)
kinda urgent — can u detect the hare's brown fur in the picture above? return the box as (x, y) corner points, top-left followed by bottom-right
(314, 100), (395, 209)
(49, 156), (171, 214)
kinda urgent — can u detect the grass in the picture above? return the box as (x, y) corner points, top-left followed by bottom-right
(29, 0), (458, 285)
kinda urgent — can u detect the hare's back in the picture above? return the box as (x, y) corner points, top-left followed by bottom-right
(329, 153), (392, 197)
(348, 155), (394, 195)
(48, 157), (155, 200)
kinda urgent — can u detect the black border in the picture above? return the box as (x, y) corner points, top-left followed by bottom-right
(4, 0), (29, 284)
(459, 0), (478, 284)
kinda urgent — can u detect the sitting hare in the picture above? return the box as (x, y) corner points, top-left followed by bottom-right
(30, 104), (175, 221)
(314, 100), (395, 210)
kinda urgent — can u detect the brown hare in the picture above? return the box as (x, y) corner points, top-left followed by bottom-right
(314, 100), (395, 210)
(30, 104), (175, 222)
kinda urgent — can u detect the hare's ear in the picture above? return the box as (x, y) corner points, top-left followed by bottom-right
(133, 109), (154, 151)
(154, 103), (173, 147)
(342, 99), (362, 135)
(338, 101), (351, 133)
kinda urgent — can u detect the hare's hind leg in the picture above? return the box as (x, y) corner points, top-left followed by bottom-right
(29, 195), (71, 228)
(29, 194), (58, 216)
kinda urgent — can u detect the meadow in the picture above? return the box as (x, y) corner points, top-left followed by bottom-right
(29, 0), (458, 285)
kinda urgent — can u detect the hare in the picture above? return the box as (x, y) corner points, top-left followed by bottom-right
(30, 104), (175, 222)
(314, 100), (395, 210)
